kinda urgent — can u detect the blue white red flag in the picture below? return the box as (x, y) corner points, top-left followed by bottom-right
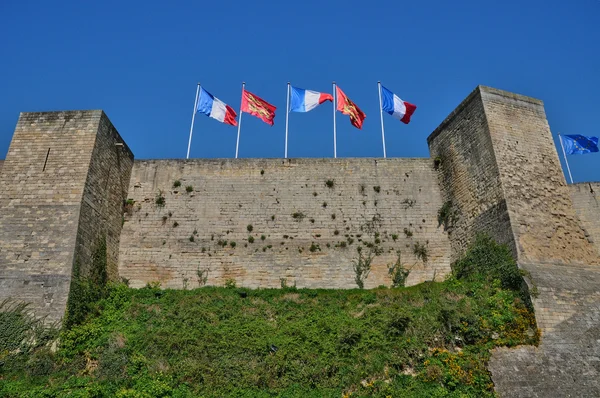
(380, 85), (417, 124)
(290, 86), (333, 112)
(197, 87), (238, 126)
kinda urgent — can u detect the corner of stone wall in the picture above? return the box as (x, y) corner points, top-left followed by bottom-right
(427, 86), (516, 263)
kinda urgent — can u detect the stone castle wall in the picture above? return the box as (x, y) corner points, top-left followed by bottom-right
(569, 182), (600, 256)
(0, 111), (133, 322)
(118, 158), (452, 289)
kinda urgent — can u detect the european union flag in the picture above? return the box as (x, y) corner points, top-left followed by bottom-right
(560, 135), (599, 155)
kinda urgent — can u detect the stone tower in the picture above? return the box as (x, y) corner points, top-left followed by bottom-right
(0, 110), (133, 323)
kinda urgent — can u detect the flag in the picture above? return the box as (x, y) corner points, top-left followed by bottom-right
(196, 87), (238, 126)
(290, 86), (333, 112)
(336, 86), (366, 129)
(380, 85), (417, 124)
(560, 135), (599, 155)
(241, 89), (277, 125)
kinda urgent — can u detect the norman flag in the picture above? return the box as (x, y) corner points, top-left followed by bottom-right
(241, 89), (277, 126)
(336, 86), (366, 129)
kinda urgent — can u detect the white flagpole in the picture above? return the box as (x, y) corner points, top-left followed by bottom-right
(333, 81), (337, 159)
(235, 82), (245, 159)
(378, 81), (387, 158)
(285, 82), (290, 158)
(186, 83), (201, 159)
(558, 133), (574, 184)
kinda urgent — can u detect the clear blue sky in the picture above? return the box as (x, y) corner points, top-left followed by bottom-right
(1, 0), (598, 182)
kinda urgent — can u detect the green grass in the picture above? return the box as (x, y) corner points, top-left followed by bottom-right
(0, 236), (538, 397)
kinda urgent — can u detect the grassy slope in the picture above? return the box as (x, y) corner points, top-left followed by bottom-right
(0, 237), (538, 397)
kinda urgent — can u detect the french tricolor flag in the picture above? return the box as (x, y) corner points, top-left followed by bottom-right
(381, 85), (417, 124)
(196, 87), (237, 126)
(290, 86), (333, 112)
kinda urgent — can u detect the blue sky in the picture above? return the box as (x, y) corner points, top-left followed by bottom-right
(0, 0), (598, 182)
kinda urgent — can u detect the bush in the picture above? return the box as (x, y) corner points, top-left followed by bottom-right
(173, 180), (181, 188)
(453, 234), (523, 291)
(185, 185), (194, 193)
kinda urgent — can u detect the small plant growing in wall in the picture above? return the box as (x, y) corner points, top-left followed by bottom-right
(185, 185), (194, 193)
(413, 241), (428, 262)
(313, 192), (318, 197)
(353, 249), (374, 289)
(325, 179), (335, 188)
(247, 224), (253, 232)
(189, 235), (195, 242)
(173, 180), (182, 188)
(260, 169), (265, 175)
(123, 199), (135, 215)
(261, 235), (266, 241)
(438, 200), (457, 230)
(322, 202), (328, 208)
(404, 228), (413, 237)
(230, 241), (236, 248)
(373, 186), (381, 193)
(155, 191), (165, 207)
(173, 221), (179, 228)
(309, 243), (321, 252)
(248, 236), (255, 243)
(391, 233), (398, 241)
(433, 155), (442, 170)
(196, 266), (209, 286)
(388, 250), (410, 287)
(292, 212), (305, 221)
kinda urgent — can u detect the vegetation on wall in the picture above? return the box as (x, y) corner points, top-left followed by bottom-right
(0, 235), (538, 397)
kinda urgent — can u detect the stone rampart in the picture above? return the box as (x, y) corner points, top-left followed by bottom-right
(569, 182), (600, 257)
(118, 158), (452, 289)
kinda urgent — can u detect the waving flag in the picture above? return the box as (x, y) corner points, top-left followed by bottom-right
(196, 87), (238, 126)
(560, 135), (599, 155)
(336, 86), (366, 129)
(241, 89), (277, 125)
(290, 86), (333, 112)
(380, 85), (417, 124)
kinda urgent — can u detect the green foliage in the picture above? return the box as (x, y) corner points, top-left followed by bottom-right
(247, 224), (253, 232)
(155, 191), (165, 207)
(248, 236), (254, 244)
(438, 200), (457, 230)
(230, 241), (236, 248)
(404, 227), (413, 237)
(1, 235), (538, 397)
(353, 250), (374, 289)
(260, 235), (266, 241)
(325, 179), (334, 188)
(453, 234), (523, 291)
(173, 180), (181, 188)
(388, 251), (410, 288)
(185, 185), (194, 193)
(309, 243), (320, 252)
(292, 212), (305, 221)
(64, 236), (109, 328)
(413, 241), (429, 263)
(373, 185), (381, 193)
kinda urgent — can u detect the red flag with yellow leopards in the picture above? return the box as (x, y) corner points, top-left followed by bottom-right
(336, 86), (366, 129)
(241, 89), (276, 126)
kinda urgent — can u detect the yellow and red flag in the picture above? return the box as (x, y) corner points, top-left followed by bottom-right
(241, 89), (276, 126)
(336, 86), (366, 129)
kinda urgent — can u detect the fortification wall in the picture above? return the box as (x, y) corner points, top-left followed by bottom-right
(427, 87), (514, 262)
(118, 158), (452, 289)
(569, 182), (600, 256)
(481, 88), (598, 266)
(0, 111), (133, 323)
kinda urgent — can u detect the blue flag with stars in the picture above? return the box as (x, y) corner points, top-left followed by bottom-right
(560, 135), (599, 155)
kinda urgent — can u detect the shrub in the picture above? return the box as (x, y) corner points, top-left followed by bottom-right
(185, 185), (194, 193)
(189, 235), (195, 242)
(325, 179), (334, 188)
(322, 202), (327, 208)
(173, 180), (181, 188)
(173, 221), (179, 228)
(334, 229), (339, 235)
(261, 235), (266, 241)
(391, 233), (398, 241)
(438, 201), (457, 230)
(292, 212), (305, 221)
(373, 186), (381, 193)
(247, 224), (253, 232)
(248, 236), (254, 243)
(155, 192), (165, 207)
(230, 241), (236, 248)
(353, 250), (374, 289)
(388, 251), (410, 287)
(453, 234), (523, 291)
(413, 241), (428, 262)
(404, 228), (413, 237)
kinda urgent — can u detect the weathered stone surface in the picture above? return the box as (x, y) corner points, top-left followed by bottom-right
(118, 158), (452, 289)
(569, 182), (600, 257)
(489, 262), (600, 398)
(0, 111), (133, 323)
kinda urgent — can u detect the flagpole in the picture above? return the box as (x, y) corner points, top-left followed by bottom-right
(558, 133), (574, 184)
(235, 82), (245, 159)
(333, 81), (337, 159)
(378, 81), (387, 158)
(186, 83), (201, 159)
(285, 82), (290, 159)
